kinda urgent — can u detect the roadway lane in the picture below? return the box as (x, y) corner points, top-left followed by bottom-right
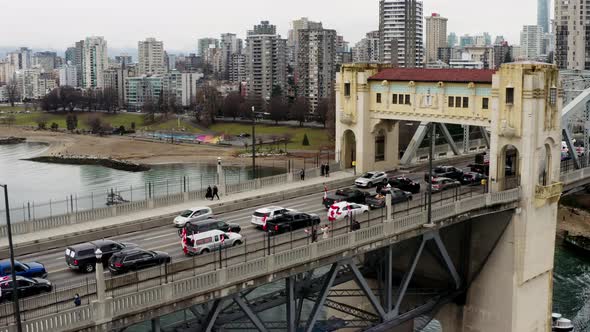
(13, 162), (481, 289)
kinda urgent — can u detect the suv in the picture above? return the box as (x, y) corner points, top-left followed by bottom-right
(387, 177), (421, 194)
(65, 240), (137, 273)
(355, 172), (388, 188)
(183, 230), (243, 256)
(365, 188), (413, 209)
(0, 260), (47, 279)
(108, 249), (171, 275)
(323, 189), (370, 208)
(180, 219), (241, 237)
(173, 207), (214, 227)
(251, 206), (293, 228)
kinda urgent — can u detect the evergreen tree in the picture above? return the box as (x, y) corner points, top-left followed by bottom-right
(302, 134), (310, 146)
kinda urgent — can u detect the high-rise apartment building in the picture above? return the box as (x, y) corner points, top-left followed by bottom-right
(33, 52), (57, 72)
(297, 28), (336, 113)
(460, 35), (474, 47)
(198, 38), (219, 58)
(352, 31), (381, 63)
(425, 13), (448, 63)
(167, 54), (177, 71)
(245, 21), (287, 102)
(138, 38), (166, 75)
(520, 25), (544, 59)
(65, 48), (76, 66)
(8, 48), (33, 71)
(125, 75), (163, 110)
(379, 0), (423, 67)
(103, 67), (129, 106)
(74, 41), (84, 88)
(493, 42), (513, 69)
(229, 53), (247, 84)
(555, 0), (590, 70)
(59, 64), (78, 87)
(220, 33), (243, 80)
(82, 37), (108, 89)
(447, 32), (457, 48)
(288, 18), (323, 67)
(538, 0), (550, 33)
(115, 55), (133, 67)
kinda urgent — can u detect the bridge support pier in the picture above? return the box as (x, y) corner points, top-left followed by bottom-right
(150, 318), (161, 332)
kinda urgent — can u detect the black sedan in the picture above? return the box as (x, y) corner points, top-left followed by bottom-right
(266, 212), (321, 234)
(387, 176), (421, 194)
(0, 276), (52, 301)
(461, 172), (486, 185)
(365, 188), (413, 209)
(108, 249), (171, 275)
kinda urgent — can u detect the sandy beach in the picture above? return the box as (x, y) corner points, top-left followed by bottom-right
(0, 126), (292, 167)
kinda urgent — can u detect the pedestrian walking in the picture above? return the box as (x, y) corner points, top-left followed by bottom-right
(212, 185), (220, 200)
(325, 163), (330, 177)
(320, 163), (325, 177)
(300, 168), (305, 181)
(206, 185), (213, 200)
(74, 293), (81, 306)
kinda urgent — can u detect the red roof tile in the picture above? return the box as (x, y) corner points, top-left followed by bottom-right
(369, 68), (496, 83)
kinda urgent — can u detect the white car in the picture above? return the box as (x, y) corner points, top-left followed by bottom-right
(251, 206), (293, 227)
(355, 172), (388, 188)
(173, 207), (213, 227)
(328, 201), (369, 221)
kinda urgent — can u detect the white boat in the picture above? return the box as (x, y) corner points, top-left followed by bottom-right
(552, 313), (574, 332)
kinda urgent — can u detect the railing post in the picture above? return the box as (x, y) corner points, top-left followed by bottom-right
(386, 193), (393, 222)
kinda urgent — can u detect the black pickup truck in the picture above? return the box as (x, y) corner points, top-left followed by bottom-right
(365, 188), (413, 209)
(265, 212), (321, 234)
(424, 166), (464, 182)
(323, 188), (370, 208)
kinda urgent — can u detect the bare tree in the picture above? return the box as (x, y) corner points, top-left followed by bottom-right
(269, 96), (287, 124)
(6, 80), (20, 107)
(195, 85), (221, 127)
(86, 114), (104, 134)
(290, 97), (308, 127)
(222, 92), (242, 120)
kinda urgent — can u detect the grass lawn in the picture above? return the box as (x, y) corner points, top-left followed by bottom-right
(210, 123), (332, 151)
(8, 112), (204, 133)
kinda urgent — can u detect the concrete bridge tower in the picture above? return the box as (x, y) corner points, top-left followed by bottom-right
(461, 62), (563, 331)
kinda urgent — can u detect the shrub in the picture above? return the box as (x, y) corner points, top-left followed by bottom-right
(302, 133), (310, 146)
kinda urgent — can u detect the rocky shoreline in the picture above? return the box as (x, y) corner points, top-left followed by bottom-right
(26, 156), (151, 172)
(0, 136), (26, 145)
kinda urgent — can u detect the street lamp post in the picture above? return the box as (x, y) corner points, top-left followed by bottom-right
(1, 184), (22, 332)
(425, 124), (436, 228)
(251, 106), (256, 179)
(94, 249), (106, 302)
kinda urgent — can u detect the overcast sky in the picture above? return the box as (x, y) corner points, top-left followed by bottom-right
(1, 0), (541, 53)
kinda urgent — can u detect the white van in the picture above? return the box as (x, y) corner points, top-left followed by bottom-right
(182, 230), (243, 256)
(173, 207), (213, 227)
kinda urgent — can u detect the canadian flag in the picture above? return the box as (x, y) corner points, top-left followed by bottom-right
(262, 215), (268, 231)
(323, 186), (328, 200)
(328, 205), (341, 222)
(220, 233), (225, 245)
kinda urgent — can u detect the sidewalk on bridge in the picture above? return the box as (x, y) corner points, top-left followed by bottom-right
(0, 171), (355, 250)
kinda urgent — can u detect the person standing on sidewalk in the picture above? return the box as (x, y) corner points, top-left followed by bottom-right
(320, 163), (325, 177)
(300, 168), (305, 181)
(206, 185), (213, 200)
(212, 185), (220, 200)
(325, 163), (330, 177)
(74, 294), (81, 306)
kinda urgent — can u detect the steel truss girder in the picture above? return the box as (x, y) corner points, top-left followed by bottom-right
(479, 126), (490, 148)
(223, 319), (373, 330)
(305, 263), (340, 332)
(564, 127), (582, 169)
(400, 122), (430, 165)
(305, 296), (379, 321)
(438, 123), (460, 156)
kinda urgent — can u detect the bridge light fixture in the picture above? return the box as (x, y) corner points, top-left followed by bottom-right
(95, 248), (103, 261)
(550, 86), (557, 106)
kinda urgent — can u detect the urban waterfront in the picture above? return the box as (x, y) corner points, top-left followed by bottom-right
(0, 143), (283, 223)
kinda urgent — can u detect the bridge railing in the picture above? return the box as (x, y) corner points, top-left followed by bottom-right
(0, 162), (340, 238)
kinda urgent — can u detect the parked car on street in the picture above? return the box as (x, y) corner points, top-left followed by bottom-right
(251, 206), (293, 228)
(173, 207), (214, 228)
(355, 172), (388, 188)
(0, 276), (52, 302)
(431, 177), (461, 193)
(365, 188), (413, 209)
(461, 172), (486, 185)
(266, 212), (321, 234)
(0, 260), (47, 279)
(323, 188), (371, 208)
(327, 201), (369, 221)
(65, 240), (137, 273)
(180, 219), (241, 236)
(424, 166), (464, 182)
(183, 230), (243, 256)
(108, 249), (171, 275)
(387, 176), (421, 194)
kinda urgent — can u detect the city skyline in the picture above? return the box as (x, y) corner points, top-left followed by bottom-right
(1, 0), (540, 53)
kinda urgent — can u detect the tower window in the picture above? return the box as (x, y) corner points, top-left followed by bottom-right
(482, 97), (489, 109)
(376, 93), (382, 103)
(344, 83), (351, 97)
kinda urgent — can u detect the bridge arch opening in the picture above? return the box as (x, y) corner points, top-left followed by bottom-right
(342, 129), (357, 169)
(538, 140), (554, 186)
(501, 144), (520, 190)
